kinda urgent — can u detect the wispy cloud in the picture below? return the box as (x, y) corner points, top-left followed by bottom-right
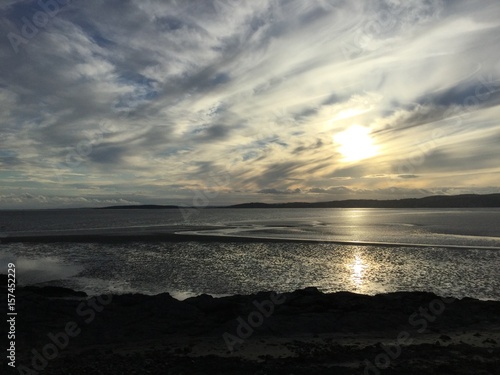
(1, 0), (500, 208)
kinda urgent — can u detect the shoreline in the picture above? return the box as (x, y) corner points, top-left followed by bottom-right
(2, 227), (500, 250)
(1, 280), (499, 374)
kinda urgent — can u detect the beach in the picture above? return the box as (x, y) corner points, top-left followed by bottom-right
(2, 279), (500, 374)
(2, 208), (500, 373)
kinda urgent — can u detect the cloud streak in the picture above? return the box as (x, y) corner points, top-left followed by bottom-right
(1, 0), (500, 208)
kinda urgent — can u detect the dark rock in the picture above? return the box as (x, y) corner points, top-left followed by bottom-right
(6, 284), (500, 370)
(185, 293), (232, 313)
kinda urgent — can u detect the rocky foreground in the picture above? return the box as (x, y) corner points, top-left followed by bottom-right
(1, 278), (500, 374)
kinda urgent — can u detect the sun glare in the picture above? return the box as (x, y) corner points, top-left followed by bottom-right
(351, 254), (366, 288)
(333, 125), (378, 162)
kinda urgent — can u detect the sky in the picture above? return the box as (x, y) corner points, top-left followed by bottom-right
(1, 0), (500, 208)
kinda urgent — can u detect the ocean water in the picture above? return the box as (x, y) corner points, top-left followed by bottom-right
(1, 208), (499, 300)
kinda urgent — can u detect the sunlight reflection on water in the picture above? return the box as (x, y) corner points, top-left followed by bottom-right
(2, 241), (499, 301)
(350, 252), (366, 290)
(1, 208), (499, 299)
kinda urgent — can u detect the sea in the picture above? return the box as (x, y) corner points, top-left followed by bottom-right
(1, 208), (499, 300)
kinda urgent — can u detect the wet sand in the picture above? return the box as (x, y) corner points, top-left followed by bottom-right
(3, 226), (500, 250)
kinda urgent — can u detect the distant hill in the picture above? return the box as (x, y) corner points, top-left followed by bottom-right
(227, 194), (500, 209)
(98, 204), (179, 209)
(97, 194), (500, 209)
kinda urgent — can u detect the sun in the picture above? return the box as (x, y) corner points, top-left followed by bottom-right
(333, 125), (378, 162)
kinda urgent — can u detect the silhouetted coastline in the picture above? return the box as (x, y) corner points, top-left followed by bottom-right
(98, 193), (500, 210)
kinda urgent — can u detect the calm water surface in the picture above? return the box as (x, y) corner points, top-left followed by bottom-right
(1, 208), (499, 300)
